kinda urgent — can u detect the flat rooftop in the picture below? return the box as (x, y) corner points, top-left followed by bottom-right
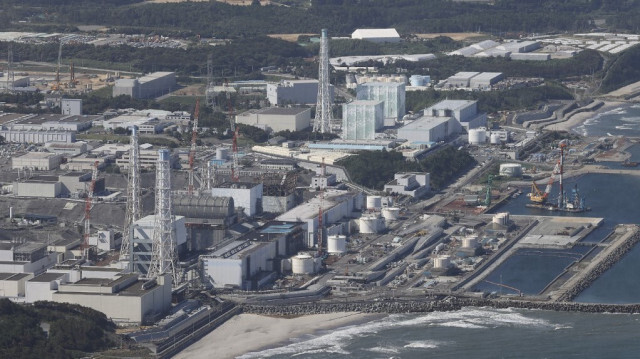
(428, 99), (476, 111)
(15, 152), (60, 159)
(256, 107), (310, 116)
(401, 116), (450, 131)
(214, 182), (260, 189)
(30, 272), (66, 282)
(0, 112), (33, 125)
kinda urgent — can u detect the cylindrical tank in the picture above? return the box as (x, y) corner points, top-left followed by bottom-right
(468, 128), (487, 145)
(292, 254), (315, 275)
(433, 255), (451, 270)
(173, 195), (234, 219)
(490, 132), (502, 144)
(216, 147), (229, 160)
(327, 235), (347, 254)
(409, 75), (427, 86)
(493, 212), (509, 225)
(434, 243), (446, 254)
(366, 196), (382, 210)
(68, 268), (82, 283)
(381, 207), (400, 221)
(499, 163), (522, 177)
(462, 237), (478, 249)
(359, 215), (383, 234)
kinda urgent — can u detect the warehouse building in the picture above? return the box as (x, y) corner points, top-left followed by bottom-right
(12, 152), (63, 171)
(267, 80), (334, 106)
(342, 100), (384, 140)
(44, 141), (87, 156)
(448, 40), (500, 57)
(351, 28), (401, 43)
(9, 114), (99, 132)
(0, 129), (75, 144)
(235, 107), (311, 132)
(112, 72), (176, 99)
(397, 115), (461, 143)
(201, 222), (305, 289)
(469, 72), (504, 89)
(62, 155), (108, 172)
(384, 172), (430, 198)
(13, 176), (62, 198)
(356, 82), (405, 125)
(0, 273), (33, 299)
(425, 99), (486, 130)
(447, 72), (480, 88)
(211, 182), (263, 217)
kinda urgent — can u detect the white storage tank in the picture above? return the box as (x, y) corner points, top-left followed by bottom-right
(433, 255), (451, 270)
(359, 215), (385, 234)
(468, 128), (487, 145)
(327, 235), (347, 254)
(490, 132), (502, 145)
(381, 207), (401, 221)
(366, 195), (382, 210)
(493, 212), (510, 225)
(216, 147), (229, 160)
(462, 237), (478, 249)
(409, 75), (430, 86)
(292, 254), (315, 275)
(499, 163), (522, 177)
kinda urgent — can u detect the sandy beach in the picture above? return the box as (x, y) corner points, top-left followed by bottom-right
(544, 101), (625, 133)
(174, 312), (380, 359)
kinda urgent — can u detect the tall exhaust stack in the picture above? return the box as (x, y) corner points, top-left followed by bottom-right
(120, 126), (141, 262)
(148, 149), (179, 285)
(313, 29), (332, 134)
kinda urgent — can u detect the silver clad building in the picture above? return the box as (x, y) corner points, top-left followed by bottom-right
(113, 72), (176, 99)
(342, 100), (384, 140)
(356, 82), (405, 125)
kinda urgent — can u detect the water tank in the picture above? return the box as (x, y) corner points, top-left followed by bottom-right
(359, 215), (384, 234)
(292, 254), (315, 275)
(499, 163), (522, 177)
(327, 235), (347, 254)
(433, 255), (451, 270)
(468, 128), (487, 145)
(493, 212), (509, 225)
(434, 243), (446, 254)
(216, 147), (229, 160)
(68, 268), (81, 283)
(462, 237), (478, 249)
(381, 207), (400, 221)
(490, 132), (502, 145)
(366, 196), (382, 210)
(409, 75), (430, 86)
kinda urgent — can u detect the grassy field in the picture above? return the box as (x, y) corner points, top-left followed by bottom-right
(159, 95), (204, 107)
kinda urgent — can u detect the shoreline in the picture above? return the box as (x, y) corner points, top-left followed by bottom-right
(544, 100), (626, 133)
(173, 311), (383, 359)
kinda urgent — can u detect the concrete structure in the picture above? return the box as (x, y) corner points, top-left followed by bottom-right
(448, 40), (500, 57)
(59, 171), (105, 196)
(397, 115), (461, 143)
(0, 241), (58, 275)
(351, 28), (401, 43)
(0, 273), (33, 298)
(211, 182), (263, 217)
(61, 99), (82, 116)
(25, 272), (67, 303)
(510, 53), (551, 61)
(116, 148), (179, 170)
(235, 107), (311, 132)
(13, 176), (62, 198)
(469, 72), (504, 89)
(342, 100), (384, 140)
(113, 72), (176, 99)
(0, 129), (75, 144)
(52, 273), (172, 324)
(448, 72), (480, 87)
(12, 152), (62, 170)
(202, 222), (305, 289)
(267, 80), (334, 106)
(381, 207), (401, 221)
(291, 253), (315, 274)
(311, 173), (337, 189)
(128, 215), (187, 277)
(62, 155), (108, 172)
(425, 100), (486, 130)
(383, 172), (430, 198)
(356, 82), (405, 125)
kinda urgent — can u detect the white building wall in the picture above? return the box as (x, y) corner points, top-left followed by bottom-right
(211, 184), (263, 217)
(356, 82), (405, 122)
(203, 257), (243, 288)
(342, 100), (384, 140)
(13, 182), (61, 198)
(0, 130), (75, 144)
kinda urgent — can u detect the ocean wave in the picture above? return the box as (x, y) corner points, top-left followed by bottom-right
(618, 116), (640, 123)
(605, 108), (628, 116)
(404, 340), (445, 349)
(368, 346), (400, 354)
(237, 308), (557, 358)
(615, 126), (633, 130)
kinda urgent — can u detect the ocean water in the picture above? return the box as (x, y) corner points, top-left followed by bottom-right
(574, 103), (640, 137)
(238, 307), (640, 359)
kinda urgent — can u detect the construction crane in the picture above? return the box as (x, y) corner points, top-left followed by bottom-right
(225, 80), (240, 182)
(68, 61), (77, 88)
(83, 161), (99, 252)
(51, 42), (63, 92)
(530, 160), (559, 204)
(188, 98), (200, 194)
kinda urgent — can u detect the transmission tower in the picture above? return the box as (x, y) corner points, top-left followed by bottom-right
(188, 99), (200, 194)
(313, 29), (332, 134)
(148, 149), (179, 285)
(120, 126), (141, 261)
(205, 54), (215, 109)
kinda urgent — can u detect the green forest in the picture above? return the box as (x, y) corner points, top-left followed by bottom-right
(0, 299), (117, 359)
(337, 146), (476, 191)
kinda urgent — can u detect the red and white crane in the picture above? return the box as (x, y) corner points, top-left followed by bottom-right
(188, 98), (200, 194)
(83, 160), (99, 250)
